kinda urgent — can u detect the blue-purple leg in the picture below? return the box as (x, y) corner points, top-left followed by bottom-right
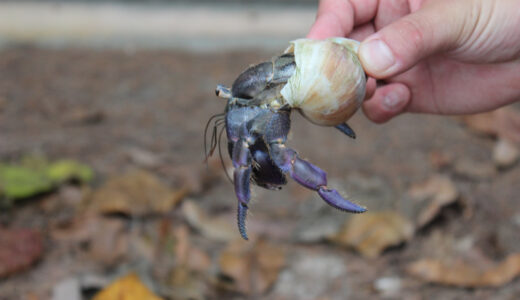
(270, 143), (366, 213)
(335, 123), (356, 139)
(232, 139), (253, 240)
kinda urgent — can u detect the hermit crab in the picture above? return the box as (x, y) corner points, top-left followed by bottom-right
(206, 38), (368, 240)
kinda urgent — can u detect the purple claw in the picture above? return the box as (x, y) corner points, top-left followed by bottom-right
(318, 187), (366, 213)
(270, 142), (367, 214)
(292, 157), (327, 190)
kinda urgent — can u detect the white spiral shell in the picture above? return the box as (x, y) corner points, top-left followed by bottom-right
(280, 38), (366, 126)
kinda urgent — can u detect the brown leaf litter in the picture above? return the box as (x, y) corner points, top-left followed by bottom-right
(461, 107), (520, 169)
(181, 200), (237, 242)
(408, 175), (459, 228)
(328, 211), (414, 258)
(87, 169), (188, 216)
(461, 107), (520, 143)
(217, 239), (285, 295)
(407, 253), (520, 288)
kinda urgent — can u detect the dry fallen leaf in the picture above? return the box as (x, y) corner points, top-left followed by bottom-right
(88, 170), (187, 216)
(156, 225), (210, 300)
(453, 158), (496, 180)
(50, 214), (129, 266)
(0, 228), (43, 278)
(406, 253), (520, 288)
(460, 107), (520, 170)
(182, 200), (237, 241)
(218, 239), (285, 295)
(461, 107), (520, 143)
(329, 211), (414, 258)
(408, 175), (459, 228)
(93, 273), (163, 300)
(172, 225), (211, 273)
(88, 218), (129, 265)
(461, 111), (499, 137)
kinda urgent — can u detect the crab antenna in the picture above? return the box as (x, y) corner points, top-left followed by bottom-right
(204, 113), (225, 162)
(215, 84), (232, 99)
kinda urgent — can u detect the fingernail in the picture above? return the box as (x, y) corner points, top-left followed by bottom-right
(360, 39), (396, 74)
(383, 91), (403, 110)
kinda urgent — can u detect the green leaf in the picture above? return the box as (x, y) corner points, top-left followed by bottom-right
(0, 164), (54, 200)
(0, 156), (94, 206)
(46, 160), (94, 183)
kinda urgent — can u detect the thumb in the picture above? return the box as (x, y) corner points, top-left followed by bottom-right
(358, 0), (473, 78)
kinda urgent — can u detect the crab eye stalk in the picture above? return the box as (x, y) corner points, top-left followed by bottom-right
(281, 38), (366, 126)
(215, 84), (231, 99)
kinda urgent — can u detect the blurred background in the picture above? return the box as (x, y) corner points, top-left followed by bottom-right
(1, 1), (520, 299)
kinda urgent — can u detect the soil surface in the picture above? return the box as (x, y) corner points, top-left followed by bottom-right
(1, 47), (519, 299)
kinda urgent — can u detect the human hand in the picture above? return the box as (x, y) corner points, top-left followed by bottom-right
(308, 0), (520, 123)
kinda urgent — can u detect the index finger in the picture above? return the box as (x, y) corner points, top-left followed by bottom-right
(307, 0), (379, 39)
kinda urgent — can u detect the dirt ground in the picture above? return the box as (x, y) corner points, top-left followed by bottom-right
(1, 47), (520, 300)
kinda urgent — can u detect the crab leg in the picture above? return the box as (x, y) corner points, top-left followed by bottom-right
(335, 123), (356, 139)
(231, 139), (253, 240)
(230, 54), (295, 100)
(270, 143), (366, 213)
